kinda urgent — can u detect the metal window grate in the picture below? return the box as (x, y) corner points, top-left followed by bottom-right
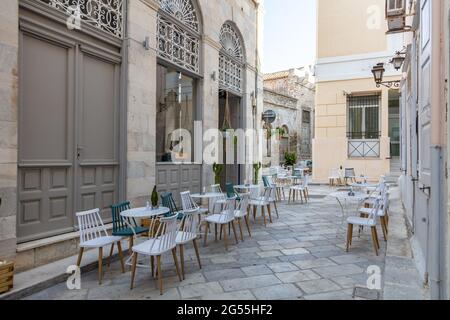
(347, 94), (381, 140)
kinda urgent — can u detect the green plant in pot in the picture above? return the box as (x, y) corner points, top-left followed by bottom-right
(213, 163), (223, 185)
(151, 186), (158, 209)
(253, 162), (262, 185)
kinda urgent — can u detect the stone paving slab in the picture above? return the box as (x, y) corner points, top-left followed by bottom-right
(20, 185), (393, 300)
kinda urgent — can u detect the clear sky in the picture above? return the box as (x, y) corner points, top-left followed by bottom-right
(262, 0), (317, 74)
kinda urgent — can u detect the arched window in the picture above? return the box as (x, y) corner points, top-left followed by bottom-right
(157, 0), (201, 73)
(219, 23), (244, 94)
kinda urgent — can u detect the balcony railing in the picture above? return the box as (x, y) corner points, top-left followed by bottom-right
(39, 0), (124, 39)
(348, 139), (380, 158)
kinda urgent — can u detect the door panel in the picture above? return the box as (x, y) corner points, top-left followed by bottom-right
(18, 32), (75, 242)
(77, 51), (120, 221)
(18, 24), (122, 242)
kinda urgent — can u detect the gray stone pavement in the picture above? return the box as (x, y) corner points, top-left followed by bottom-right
(24, 185), (387, 300)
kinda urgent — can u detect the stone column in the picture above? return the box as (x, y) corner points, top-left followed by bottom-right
(0, 0), (18, 260)
(126, 0), (159, 206)
(201, 37), (220, 188)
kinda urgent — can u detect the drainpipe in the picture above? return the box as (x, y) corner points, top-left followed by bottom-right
(429, 0), (444, 300)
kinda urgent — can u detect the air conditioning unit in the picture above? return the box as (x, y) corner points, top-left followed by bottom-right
(386, 0), (406, 32)
(386, 0), (406, 17)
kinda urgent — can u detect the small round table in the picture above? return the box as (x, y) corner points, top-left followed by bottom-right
(234, 185), (261, 199)
(328, 191), (369, 237)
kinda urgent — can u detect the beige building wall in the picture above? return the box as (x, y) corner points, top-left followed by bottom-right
(313, 0), (402, 183)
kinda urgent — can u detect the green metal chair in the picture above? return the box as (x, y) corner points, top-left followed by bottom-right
(225, 183), (240, 201)
(110, 201), (149, 254)
(161, 192), (184, 220)
(111, 201), (149, 238)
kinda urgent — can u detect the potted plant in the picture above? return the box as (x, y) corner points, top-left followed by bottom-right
(213, 163), (223, 185)
(284, 152), (297, 167)
(151, 186), (158, 209)
(253, 162), (262, 185)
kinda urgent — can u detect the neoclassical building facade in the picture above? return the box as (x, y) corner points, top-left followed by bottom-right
(0, 0), (263, 270)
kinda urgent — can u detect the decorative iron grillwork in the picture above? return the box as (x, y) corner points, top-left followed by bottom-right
(219, 23), (244, 94)
(39, 0), (124, 39)
(158, 0), (199, 32)
(348, 140), (380, 158)
(157, 14), (200, 73)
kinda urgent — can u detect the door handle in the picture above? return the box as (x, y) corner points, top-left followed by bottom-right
(77, 145), (84, 159)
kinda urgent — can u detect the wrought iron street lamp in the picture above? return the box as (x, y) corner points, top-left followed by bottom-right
(371, 62), (400, 88)
(390, 51), (406, 71)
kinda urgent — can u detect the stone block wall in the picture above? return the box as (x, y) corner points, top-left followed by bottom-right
(0, 0), (19, 260)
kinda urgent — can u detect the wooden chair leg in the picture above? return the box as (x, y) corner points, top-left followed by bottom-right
(371, 227), (379, 256)
(253, 206), (257, 221)
(157, 255), (163, 295)
(262, 206), (267, 227)
(76, 247), (84, 267)
(107, 243), (115, 268)
(151, 256), (155, 278)
(237, 218), (244, 241)
(193, 239), (202, 269)
(215, 224), (218, 241)
(374, 227), (381, 249)
(267, 205), (273, 223)
(117, 241), (125, 273)
(172, 248), (182, 282)
(346, 224), (353, 252)
(231, 221), (239, 244)
(98, 247), (103, 285)
(222, 224), (229, 250)
(220, 225), (224, 240)
(244, 215), (252, 237)
(380, 216), (388, 241)
(130, 253), (138, 290)
(204, 222), (209, 246)
(274, 201), (279, 218)
(179, 244), (185, 280)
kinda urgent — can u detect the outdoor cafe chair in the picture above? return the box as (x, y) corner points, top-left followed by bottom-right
(111, 201), (149, 255)
(130, 214), (182, 295)
(234, 193), (252, 240)
(203, 197), (239, 250)
(346, 199), (381, 256)
(210, 184), (227, 214)
(76, 208), (125, 285)
(176, 208), (202, 280)
(161, 192), (184, 220)
(249, 187), (274, 227)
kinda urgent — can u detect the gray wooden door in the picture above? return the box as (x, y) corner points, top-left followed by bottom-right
(18, 26), (121, 242)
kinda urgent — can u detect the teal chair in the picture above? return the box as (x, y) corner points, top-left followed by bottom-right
(262, 176), (270, 187)
(225, 183), (240, 201)
(111, 201), (149, 252)
(161, 192), (184, 220)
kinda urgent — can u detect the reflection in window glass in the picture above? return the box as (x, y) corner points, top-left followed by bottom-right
(156, 65), (195, 163)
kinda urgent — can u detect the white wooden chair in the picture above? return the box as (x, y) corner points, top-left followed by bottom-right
(344, 168), (357, 185)
(346, 199), (381, 256)
(203, 198), (238, 250)
(210, 184), (227, 214)
(176, 208), (202, 280)
(359, 189), (389, 240)
(233, 193), (252, 241)
(249, 187), (274, 227)
(180, 191), (209, 216)
(328, 168), (341, 186)
(130, 214), (182, 295)
(288, 175), (309, 204)
(76, 208), (125, 285)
